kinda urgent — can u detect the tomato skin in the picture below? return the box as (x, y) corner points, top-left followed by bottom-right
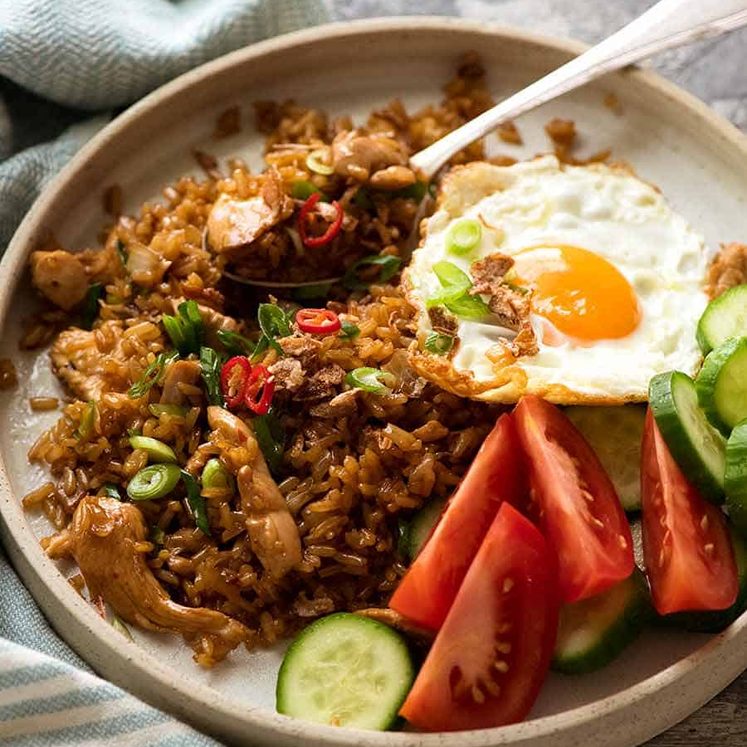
(399, 502), (559, 732)
(514, 396), (634, 603)
(389, 413), (526, 630)
(641, 409), (737, 615)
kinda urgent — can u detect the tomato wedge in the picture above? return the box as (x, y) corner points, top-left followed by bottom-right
(389, 413), (526, 630)
(641, 408), (737, 614)
(514, 395), (634, 603)
(399, 502), (558, 731)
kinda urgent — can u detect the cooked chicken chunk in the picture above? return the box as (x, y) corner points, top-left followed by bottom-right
(159, 359), (201, 406)
(207, 406), (301, 578)
(331, 129), (414, 188)
(30, 250), (88, 311)
(206, 169), (293, 253)
(707, 242), (747, 298)
(46, 495), (248, 665)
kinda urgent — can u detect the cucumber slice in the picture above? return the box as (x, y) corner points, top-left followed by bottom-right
(552, 568), (650, 674)
(565, 406), (646, 512)
(696, 284), (747, 354)
(649, 371), (726, 504)
(406, 498), (446, 560)
(276, 612), (414, 730)
(658, 526), (747, 633)
(696, 337), (747, 433)
(725, 421), (747, 537)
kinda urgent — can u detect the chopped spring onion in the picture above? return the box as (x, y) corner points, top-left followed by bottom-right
(129, 435), (177, 464)
(253, 411), (285, 475)
(162, 300), (204, 356)
(180, 469), (211, 536)
(100, 483), (122, 501)
(424, 332), (454, 355)
(257, 303), (293, 356)
(427, 260), (490, 320)
(115, 239), (128, 268)
(149, 525), (166, 545)
(148, 403), (187, 418)
(81, 283), (104, 330)
(345, 367), (392, 394)
(110, 614), (133, 641)
(127, 463), (181, 501)
(128, 351), (179, 398)
(201, 458), (234, 491)
(199, 346), (224, 407)
(77, 401), (96, 440)
(216, 329), (255, 357)
(292, 180), (322, 200)
(339, 321), (360, 340)
(445, 293), (490, 320)
(343, 255), (402, 290)
(445, 218), (482, 256)
(306, 148), (334, 176)
(352, 188), (375, 210)
(394, 181), (428, 201)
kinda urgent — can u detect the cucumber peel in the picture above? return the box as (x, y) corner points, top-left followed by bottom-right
(404, 498), (446, 560)
(276, 613), (414, 730)
(726, 421), (747, 538)
(649, 371), (726, 504)
(552, 568), (650, 675)
(696, 337), (747, 434)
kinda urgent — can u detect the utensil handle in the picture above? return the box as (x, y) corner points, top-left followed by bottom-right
(410, 0), (747, 177)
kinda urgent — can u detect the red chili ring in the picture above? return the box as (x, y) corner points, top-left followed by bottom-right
(220, 356), (252, 410)
(295, 308), (341, 335)
(297, 192), (344, 248)
(245, 365), (275, 416)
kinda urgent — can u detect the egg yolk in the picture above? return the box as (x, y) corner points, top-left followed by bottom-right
(513, 245), (641, 341)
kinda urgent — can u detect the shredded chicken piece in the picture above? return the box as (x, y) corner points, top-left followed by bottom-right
(206, 169), (293, 253)
(207, 407), (301, 578)
(30, 250), (89, 311)
(268, 357), (305, 393)
(309, 389), (360, 418)
(46, 495), (248, 666)
(707, 242), (747, 298)
(331, 129), (413, 188)
(354, 608), (434, 642)
(159, 359), (201, 405)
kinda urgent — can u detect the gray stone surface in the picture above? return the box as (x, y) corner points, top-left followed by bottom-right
(330, 1), (747, 745)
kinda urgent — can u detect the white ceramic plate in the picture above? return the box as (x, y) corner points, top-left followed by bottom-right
(1, 17), (746, 747)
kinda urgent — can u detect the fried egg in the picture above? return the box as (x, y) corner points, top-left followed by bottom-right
(404, 155), (711, 404)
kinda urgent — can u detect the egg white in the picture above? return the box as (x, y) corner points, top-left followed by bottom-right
(404, 156), (711, 404)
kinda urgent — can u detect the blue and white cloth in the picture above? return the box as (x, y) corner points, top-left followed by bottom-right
(0, 1), (326, 744)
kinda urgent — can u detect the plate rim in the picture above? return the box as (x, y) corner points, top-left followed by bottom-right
(1, 15), (746, 747)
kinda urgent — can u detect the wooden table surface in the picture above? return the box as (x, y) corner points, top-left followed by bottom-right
(336, 0), (747, 743)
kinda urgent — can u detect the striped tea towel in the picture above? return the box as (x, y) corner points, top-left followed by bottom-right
(0, 1), (327, 744)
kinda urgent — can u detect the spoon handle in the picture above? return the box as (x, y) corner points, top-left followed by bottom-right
(410, 0), (747, 178)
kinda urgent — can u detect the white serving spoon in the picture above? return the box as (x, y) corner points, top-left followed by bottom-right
(229, 0), (747, 288)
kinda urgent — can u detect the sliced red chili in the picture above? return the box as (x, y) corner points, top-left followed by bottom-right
(295, 308), (341, 335)
(297, 192), (344, 248)
(220, 356), (251, 410)
(245, 364), (275, 416)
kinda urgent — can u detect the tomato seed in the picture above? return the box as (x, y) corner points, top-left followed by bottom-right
(494, 660), (509, 673)
(704, 543), (715, 556)
(472, 684), (486, 704)
(502, 578), (514, 593)
(700, 514), (710, 531)
(495, 641), (512, 654)
(580, 489), (594, 503)
(482, 678), (501, 697)
(618, 534), (628, 549)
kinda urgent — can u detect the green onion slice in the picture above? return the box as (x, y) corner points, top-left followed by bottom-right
(129, 351), (179, 399)
(100, 483), (122, 501)
(291, 180), (322, 200)
(199, 346), (224, 407)
(253, 412), (285, 476)
(445, 293), (490, 320)
(256, 303), (292, 356)
(81, 283), (104, 330)
(343, 255), (402, 290)
(424, 332), (454, 355)
(127, 463), (181, 501)
(149, 525), (166, 545)
(345, 367), (392, 394)
(129, 435), (177, 464)
(446, 218), (482, 256)
(162, 300), (204, 356)
(394, 181), (428, 201)
(339, 321), (360, 340)
(201, 458), (234, 491)
(180, 469), (211, 536)
(115, 239), (128, 268)
(306, 148), (334, 176)
(426, 261), (472, 308)
(216, 329), (255, 357)
(77, 401), (96, 440)
(148, 403), (187, 418)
